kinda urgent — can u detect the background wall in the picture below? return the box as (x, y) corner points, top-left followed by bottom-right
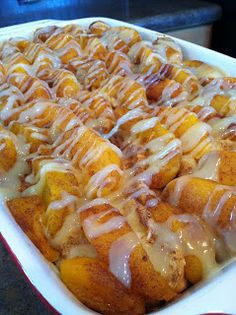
(207, 0), (236, 57)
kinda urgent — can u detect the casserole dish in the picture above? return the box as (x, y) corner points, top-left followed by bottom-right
(0, 17), (236, 315)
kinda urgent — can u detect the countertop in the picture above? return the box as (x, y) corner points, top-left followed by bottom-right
(0, 1), (222, 314)
(0, 240), (52, 314)
(0, 0), (221, 31)
(128, 0), (222, 31)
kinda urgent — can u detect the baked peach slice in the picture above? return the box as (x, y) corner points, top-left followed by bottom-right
(78, 202), (177, 304)
(7, 195), (59, 262)
(162, 176), (236, 254)
(60, 257), (145, 315)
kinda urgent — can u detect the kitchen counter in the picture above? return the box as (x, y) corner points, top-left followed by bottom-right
(0, 0), (221, 32)
(0, 240), (51, 314)
(127, 0), (221, 31)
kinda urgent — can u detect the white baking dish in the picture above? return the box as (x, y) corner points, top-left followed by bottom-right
(0, 17), (236, 315)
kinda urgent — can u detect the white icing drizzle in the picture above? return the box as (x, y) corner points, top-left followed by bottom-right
(109, 232), (139, 287)
(167, 179), (236, 254)
(131, 117), (158, 134)
(126, 184), (156, 201)
(22, 160), (78, 196)
(79, 142), (108, 167)
(30, 132), (49, 142)
(223, 204), (236, 253)
(0, 135), (29, 201)
(77, 198), (109, 213)
(146, 214), (216, 277)
(18, 102), (53, 124)
(211, 115), (236, 138)
(193, 151), (221, 181)
(197, 106), (216, 121)
(65, 244), (97, 259)
(52, 125), (87, 157)
(165, 175), (191, 206)
(139, 139), (181, 166)
(193, 62), (225, 79)
(103, 108), (145, 139)
(203, 186), (236, 252)
(50, 212), (80, 248)
(85, 164), (123, 198)
(155, 107), (213, 158)
(128, 133), (181, 187)
(47, 192), (78, 211)
(159, 82), (187, 106)
(106, 51), (132, 76)
(180, 122), (212, 154)
(0, 86), (25, 121)
(190, 79), (224, 107)
(83, 210), (126, 238)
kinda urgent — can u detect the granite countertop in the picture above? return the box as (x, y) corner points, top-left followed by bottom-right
(0, 0), (221, 31)
(128, 0), (221, 32)
(0, 1), (222, 314)
(0, 240), (52, 314)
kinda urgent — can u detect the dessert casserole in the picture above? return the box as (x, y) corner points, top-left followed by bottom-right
(0, 19), (236, 314)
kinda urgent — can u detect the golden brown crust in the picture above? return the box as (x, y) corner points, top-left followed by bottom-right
(60, 257), (145, 315)
(7, 196), (59, 262)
